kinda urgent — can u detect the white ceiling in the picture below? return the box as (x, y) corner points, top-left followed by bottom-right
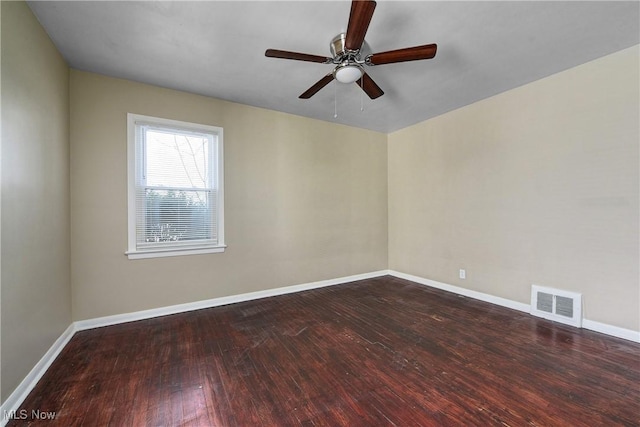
(28, 1), (639, 133)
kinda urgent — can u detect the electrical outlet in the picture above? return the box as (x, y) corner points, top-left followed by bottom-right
(459, 269), (466, 279)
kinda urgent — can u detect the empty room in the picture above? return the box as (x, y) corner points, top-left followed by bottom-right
(2, 0), (639, 425)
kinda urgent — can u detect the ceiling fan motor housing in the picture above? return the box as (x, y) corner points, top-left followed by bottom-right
(330, 33), (366, 60)
(330, 33), (349, 57)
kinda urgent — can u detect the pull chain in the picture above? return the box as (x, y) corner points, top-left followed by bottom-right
(334, 80), (338, 118)
(360, 77), (364, 112)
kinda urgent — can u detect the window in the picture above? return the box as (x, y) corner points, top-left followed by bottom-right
(126, 113), (225, 259)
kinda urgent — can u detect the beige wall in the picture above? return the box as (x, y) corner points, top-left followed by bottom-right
(389, 46), (639, 331)
(1, 1), (71, 401)
(70, 71), (388, 321)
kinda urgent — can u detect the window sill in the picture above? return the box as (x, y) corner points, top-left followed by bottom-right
(126, 245), (226, 260)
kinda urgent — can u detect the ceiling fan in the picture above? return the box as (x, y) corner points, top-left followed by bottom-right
(265, 0), (437, 100)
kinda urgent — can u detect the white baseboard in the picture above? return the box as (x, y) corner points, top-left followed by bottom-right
(388, 270), (640, 343)
(74, 270), (389, 331)
(388, 270), (531, 313)
(0, 323), (76, 427)
(582, 319), (640, 343)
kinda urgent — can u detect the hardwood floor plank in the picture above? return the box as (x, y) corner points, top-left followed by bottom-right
(7, 276), (640, 426)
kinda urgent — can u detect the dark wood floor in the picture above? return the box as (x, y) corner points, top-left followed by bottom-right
(9, 276), (640, 426)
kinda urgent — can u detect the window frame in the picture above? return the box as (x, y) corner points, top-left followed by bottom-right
(126, 113), (225, 259)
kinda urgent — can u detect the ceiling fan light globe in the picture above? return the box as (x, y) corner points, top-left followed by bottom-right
(335, 65), (363, 84)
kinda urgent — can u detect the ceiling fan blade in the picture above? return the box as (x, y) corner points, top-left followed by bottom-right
(265, 49), (331, 64)
(356, 72), (384, 99)
(367, 44), (437, 65)
(345, 0), (377, 51)
(299, 73), (335, 99)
